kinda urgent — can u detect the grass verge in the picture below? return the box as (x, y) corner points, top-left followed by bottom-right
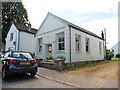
(66, 60), (114, 71)
(111, 58), (120, 61)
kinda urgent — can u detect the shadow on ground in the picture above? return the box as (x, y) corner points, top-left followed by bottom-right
(2, 73), (38, 83)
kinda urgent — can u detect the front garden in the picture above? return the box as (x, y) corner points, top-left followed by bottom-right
(36, 53), (120, 72)
(37, 56), (66, 71)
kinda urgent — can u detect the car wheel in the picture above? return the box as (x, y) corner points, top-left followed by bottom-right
(30, 72), (36, 77)
(2, 67), (8, 80)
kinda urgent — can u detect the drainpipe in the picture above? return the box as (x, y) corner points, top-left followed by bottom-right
(18, 31), (20, 51)
(69, 26), (71, 62)
(101, 30), (106, 60)
(103, 39), (105, 59)
(15, 31), (17, 51)
(104, 28), (106, 59)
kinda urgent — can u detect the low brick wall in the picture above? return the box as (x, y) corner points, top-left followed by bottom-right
(37, 60), (65, 71)
(37, 60), (85, 71)
(42, 63), (56, 70)
(37, 59), (104, 71)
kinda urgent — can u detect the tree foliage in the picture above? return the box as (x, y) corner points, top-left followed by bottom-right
(115, 54), (120, 58)
(2, 2), (29, 44)
(106, 49), (114, 60)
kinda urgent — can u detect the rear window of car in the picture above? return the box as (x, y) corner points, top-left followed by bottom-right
(11, 52), (33, 60)
(4, 52), (10, 58)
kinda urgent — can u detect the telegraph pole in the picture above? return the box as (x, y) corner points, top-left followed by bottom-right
(104, 28), (106, 59)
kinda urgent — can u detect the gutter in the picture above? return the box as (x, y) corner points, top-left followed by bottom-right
(70, 25), (103, 40)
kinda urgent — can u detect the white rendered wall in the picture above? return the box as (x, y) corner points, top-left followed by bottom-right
(19, 32), (37, 54)
(36, 26), (70, 62)
(111, 42), (120, 57)
(5, 24), (19, 51)
(70, 27), (104, 62)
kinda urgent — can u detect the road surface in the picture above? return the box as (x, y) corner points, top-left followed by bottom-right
(2, 73), (75, 88)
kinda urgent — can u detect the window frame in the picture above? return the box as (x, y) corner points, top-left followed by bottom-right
(85, 37), (90, 53)
(38, 38), (42, 52)
(10, 33), (14, 41)
(99, 42), (102, 54)
(57, 32), (65, 51)
(75, 34), (81, 53)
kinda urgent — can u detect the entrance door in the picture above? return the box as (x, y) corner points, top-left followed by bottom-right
(47, 44), (52, 59)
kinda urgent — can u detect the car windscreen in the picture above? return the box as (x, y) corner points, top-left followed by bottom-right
(11, 52), (33, 60)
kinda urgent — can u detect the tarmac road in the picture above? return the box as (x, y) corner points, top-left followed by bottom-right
(2, 73), (75, 88)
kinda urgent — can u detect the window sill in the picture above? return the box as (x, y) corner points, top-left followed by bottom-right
(75, 51), (81, 54)
(86, 52), (90, 54)
(56, 50), (65, 54)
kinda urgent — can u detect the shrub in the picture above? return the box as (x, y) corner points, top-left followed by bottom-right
(57, 56), (66, 61)
(46, 56), (53, 60)
(115, 54), (120, 58)
(106, 50), (114, 60)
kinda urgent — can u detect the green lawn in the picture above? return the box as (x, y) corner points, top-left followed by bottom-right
(111, 58), (120, 61)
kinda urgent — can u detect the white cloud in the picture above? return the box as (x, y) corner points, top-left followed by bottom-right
(23, 0), (118, 14)
(22, 0), (118, 49)
(22, 0), (119, 28)
(81, 17), (118, 49)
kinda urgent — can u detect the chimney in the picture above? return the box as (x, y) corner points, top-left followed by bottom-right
(101, 31), (104, 39)
(28, 22), (31, 32)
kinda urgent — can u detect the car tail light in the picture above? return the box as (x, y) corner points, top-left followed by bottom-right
(34, 59), (37, 64)
(9, 59), (14, 64)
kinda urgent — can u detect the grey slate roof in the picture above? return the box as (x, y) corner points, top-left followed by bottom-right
(49, 12), (103, 40)
(14, 22), (37, 34)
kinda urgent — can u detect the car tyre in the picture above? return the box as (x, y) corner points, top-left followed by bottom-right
(30, 72), (36, 77)
(2, 67), (8, 80)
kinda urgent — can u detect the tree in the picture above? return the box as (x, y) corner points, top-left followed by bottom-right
(106, 49), (114, 60)
(115, 54), (120, 58)
(2, 2), (29, 44)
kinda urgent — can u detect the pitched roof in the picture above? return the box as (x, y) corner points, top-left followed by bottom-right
(111, 41), (120, 49)
(13, 22), (37, 34)
(49, 12), (103, 40)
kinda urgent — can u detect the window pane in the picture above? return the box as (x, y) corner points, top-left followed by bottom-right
(58, 32), (65, 50)
(39, 38), (42, 44)
(59, 43), (64, 50)
(85, 38), (90, 53)
(99, 42), (102, 54)
(61, 43), (64, 50)
(86, 46), (89, 52)
(76, 34), (81, 52)
(10, 33), (13, 41)
(62, 36), (64, 42)
(39, 38), (42, 52)
(59, 37), (61, 42)
(39, 46), (42, 51)
(78, 44), (79, 51)
(86, 38), (89, 45)
(59, 43), (62, 50)
(12, 52), (33, 60)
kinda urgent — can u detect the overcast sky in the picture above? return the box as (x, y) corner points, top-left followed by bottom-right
(22, 0), (119, 49)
